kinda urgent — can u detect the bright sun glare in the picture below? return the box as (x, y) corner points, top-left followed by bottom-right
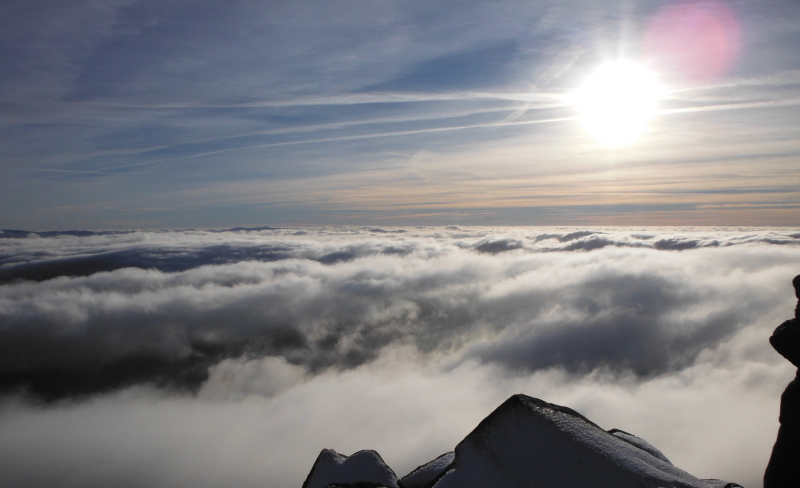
(575, 61), (663, 146)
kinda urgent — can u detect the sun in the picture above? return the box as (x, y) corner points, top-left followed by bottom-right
(574, 61), (663, 146)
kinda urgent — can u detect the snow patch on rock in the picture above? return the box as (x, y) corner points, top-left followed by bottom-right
(302, 394), (743, 488)
(701, 480), (744, 488)
(398, 451), (455, 488)
(302, 449), (399, 488)
(608, 428), (673, 464)
(432, 394), (708, 488)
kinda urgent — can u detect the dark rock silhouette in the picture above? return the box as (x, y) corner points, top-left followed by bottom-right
(398, 451), (454, 488)
(303, 394), (741, 488)
(703, 481), (744, 488)
(302, 449), (398, 488)
(764, 274), (800, 488)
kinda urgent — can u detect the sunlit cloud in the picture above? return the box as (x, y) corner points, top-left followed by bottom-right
(0, 228), (798, 487)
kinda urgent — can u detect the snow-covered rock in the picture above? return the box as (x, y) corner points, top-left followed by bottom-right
(302, 449), (399, 488)
(302, 394), (743, 488)
(608, 428), (673, 464)
(432, 394), (709, 488)
(398, 451), (454, 488)
(701, 480), (744, 488)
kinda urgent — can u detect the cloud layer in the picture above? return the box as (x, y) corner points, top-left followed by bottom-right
(0, 226), (798, 487)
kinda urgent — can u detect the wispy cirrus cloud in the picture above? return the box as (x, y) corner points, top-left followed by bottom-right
(3, 1), (800, 227)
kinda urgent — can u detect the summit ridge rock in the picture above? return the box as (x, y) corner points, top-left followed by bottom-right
(302, 393), (741, 488)
(302, 449), (399, 488)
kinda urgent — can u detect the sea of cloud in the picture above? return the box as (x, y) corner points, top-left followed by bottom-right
(0, 226), (799, 488)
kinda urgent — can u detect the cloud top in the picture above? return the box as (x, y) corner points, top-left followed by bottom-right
(1, 226), (797, 399)
(0, 226), (797, 487)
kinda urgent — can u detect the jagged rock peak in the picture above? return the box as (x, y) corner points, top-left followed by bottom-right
(398, 451), (454, 488)
(432, 393), (710, 488)
(301, 394), (743, 488)
(302, 449), (398, 488)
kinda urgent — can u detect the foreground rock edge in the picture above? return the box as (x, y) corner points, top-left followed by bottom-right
(302, 394), (743, 488)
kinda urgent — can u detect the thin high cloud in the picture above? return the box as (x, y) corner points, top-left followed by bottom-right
(30, 89), (800, 176)
(23, 101), (539, 172)
(82, 91), (566, 109)
(74, 115), (577, 174)
(3, 1), (800, 228)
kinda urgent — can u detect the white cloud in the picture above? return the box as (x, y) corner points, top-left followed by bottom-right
(0, 227), (798, 487)
(199, 356), (308, 401)
(0, 340), (792, 488)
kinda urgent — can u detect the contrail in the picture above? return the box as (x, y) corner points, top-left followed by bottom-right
(83, 91), (565, 109)
(99, 116), (575, 172)
(36, 104), (558, 170)
(660, 98), (800, 115)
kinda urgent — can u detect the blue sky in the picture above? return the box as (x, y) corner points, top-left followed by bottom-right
(2, 0), (800, 229)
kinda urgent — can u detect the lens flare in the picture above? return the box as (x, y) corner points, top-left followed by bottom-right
(645, 0), (741, 83)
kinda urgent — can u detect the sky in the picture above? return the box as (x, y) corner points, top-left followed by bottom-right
(1, 226), (799, 488)
(1, 0), (800, 229)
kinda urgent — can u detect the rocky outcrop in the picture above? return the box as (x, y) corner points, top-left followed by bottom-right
(764, 274), (800, 488)
(431, 394), (709, 488)
(303, 394), (741, 488)
(302, 449), (398, 488)
(398, 451), (454, 488)
(702, 481), (744, 488)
